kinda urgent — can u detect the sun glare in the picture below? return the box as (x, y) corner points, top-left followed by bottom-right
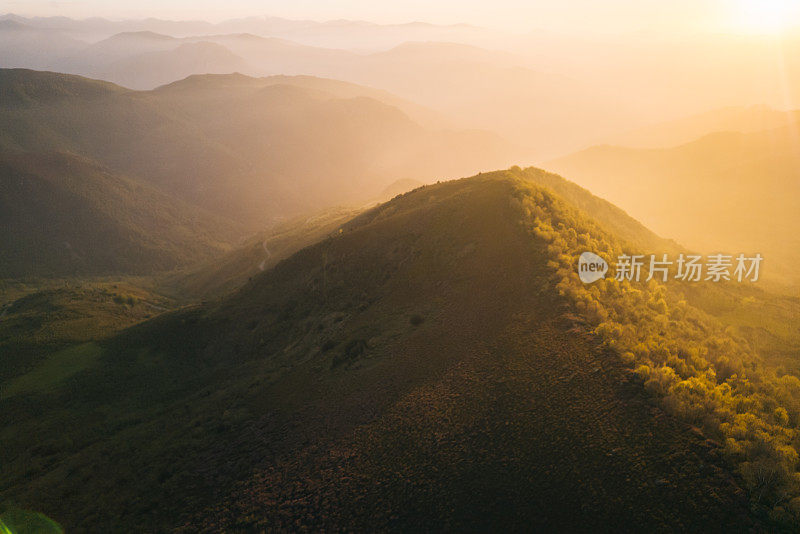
(735, 0), (800, 34)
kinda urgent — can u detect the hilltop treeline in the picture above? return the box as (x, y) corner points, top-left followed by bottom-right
(508, 167), (800, 524)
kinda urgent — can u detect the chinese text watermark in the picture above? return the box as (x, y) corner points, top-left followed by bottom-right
(578, 253), (762, 283)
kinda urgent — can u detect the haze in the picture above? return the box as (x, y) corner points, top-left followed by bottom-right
(6, 0), (800, 34)
(3, 1), (800, 531)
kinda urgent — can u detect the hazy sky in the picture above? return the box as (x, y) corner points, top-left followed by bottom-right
(2, 0), (799, 34)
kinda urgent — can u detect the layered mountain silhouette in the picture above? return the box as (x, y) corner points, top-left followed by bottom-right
(0, 68), (515, 233)
(0, 14), (494, 49)
(548, 120), (800, 284)
(608, 105), (800, 149)
(85, 41), (250, 90)
(0, 19), (85, 70)
(2, 169), (779, 531)
(4, 14), (800, 159)
(0, 23), (636, 158)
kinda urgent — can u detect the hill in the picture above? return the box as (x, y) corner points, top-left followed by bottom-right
(0, 69), (516, 228)
(0, 14), (497, 50)
(547, 123), (800, 285)
(50, 31), (181, 77)
(0, 279), (175, 387)
(0, 68), (125, 106)
(0, 151), (240, 278)
(5, 15), (800, 160)
(254, 74), (449, 128)
(608, 105), (800, 149)
(3, 169), (787, 531)
(98, 41), (250, 90)
(161, 167), (662, 304)
(0, 20), (85, 70)
(160, 207), (358, 301)
(0, 25), (644, 158)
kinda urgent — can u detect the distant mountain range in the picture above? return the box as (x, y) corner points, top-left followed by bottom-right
(548, 117), (800, 284)
(607, 105), (800, 149)
(0, 13), (496, 49)
(3, 14), (800, 160)
(0, 68), (516, 276)
(0, 19), (642, 158)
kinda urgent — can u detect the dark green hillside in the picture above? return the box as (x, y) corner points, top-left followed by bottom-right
(0, 172), (773, 531)
(0, 151), (240, 278)
(0, 70), (249, 221)
(0, 280), (175, 389)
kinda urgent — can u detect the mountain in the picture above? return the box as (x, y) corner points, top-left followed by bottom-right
(608, 105), (800, 149)
(547, 122), (800, 284)
(0, 14), (501, 49)
(0, 14), (217, 41)
(163, 165), (675, 303)
(51, 32), (252, 89)
(0, 20), (85, 70)
(0, 67), (126, 105)
(197, 38), (628, 159)
(4, 15), (800, 160)
(0, 69), (516, 228)
(5, 168), (791, 531)
(189, 33), (355, 77)
(57, 31), (179, 67)
(0, 26), (639, 158)
(98, 41), (250, 90)
(160, 71), (449, 128)
(0, 151), (241, 278)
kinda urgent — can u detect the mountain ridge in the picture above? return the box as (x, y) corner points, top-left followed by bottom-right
(0, 68), (516, 229)
(1, 170), (780, 530)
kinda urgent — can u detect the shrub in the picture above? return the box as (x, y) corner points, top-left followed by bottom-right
(508, 171), (800, 519)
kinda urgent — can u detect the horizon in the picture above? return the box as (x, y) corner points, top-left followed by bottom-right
(4, 0), (800, 36)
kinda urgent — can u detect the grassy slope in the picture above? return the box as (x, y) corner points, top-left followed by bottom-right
(0, 151), (241, 278)
(159, 207), (358, 301)
(0, 279), (175, 385)
(0, 173), (766, 531)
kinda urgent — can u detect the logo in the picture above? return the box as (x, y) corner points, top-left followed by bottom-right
(578, 251), (608, 283)
(576, 252), (763, 283)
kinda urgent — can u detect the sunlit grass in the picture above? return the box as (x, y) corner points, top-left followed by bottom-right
(0, 509), (63, 534)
